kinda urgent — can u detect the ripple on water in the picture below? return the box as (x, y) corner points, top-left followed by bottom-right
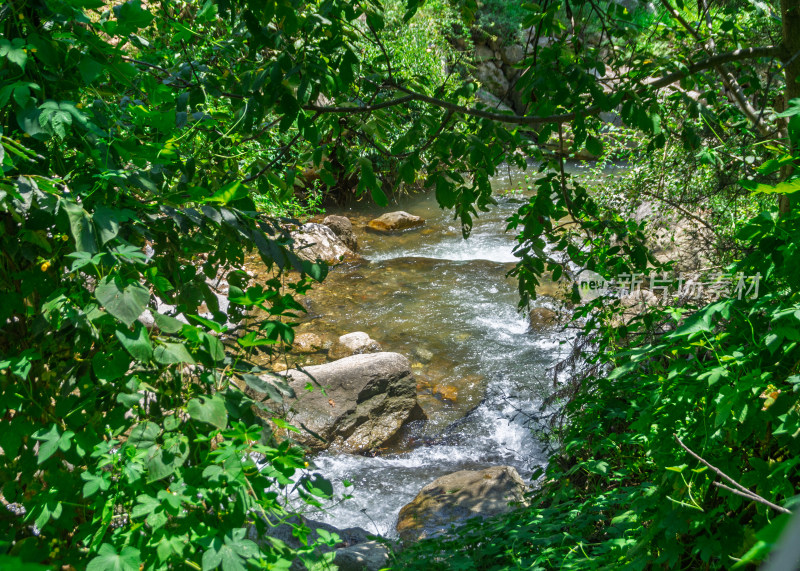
(281, 188), (574, 536)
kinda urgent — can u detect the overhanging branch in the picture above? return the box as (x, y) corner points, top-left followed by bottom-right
(301, 46), (782, 127)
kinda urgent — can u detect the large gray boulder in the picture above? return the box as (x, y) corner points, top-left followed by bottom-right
(323, 215), (358, 251)
(396, 466), (529, 543)
(280, 353), (426, 453)
(501, 44), (525, 65)
(474, 61), (510, 98)
(474, 44), (495, 62)
(334, 541), (390, 571)
(291, 223), (355, 265)
(367, 211), (425, 233)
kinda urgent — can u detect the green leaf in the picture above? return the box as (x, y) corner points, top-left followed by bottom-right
(301, 259), (328, 283)
(92, 350), (132, 381)
(153, 312), (185, 333)
(585, 135), (603, 156)
(748, 179), (800, 195)
(187, 395), (228, 429)
(242, 373), (285, 403)
(131, 494), (160, 520)
(62, 200), (98, 253)
(128, 421), (160, 449)
(358, 158), (387, 206)
(667, 300), (730, 341)
(93, 206), (121, 245)
(202, 181), (248, 205)
(371, 185), (388, 207)
(81, 470), (111, 498)
(301, 473), (334, 498)
(87, 544), (141, 571)
(732, 514), (791, 568)
(115, 322), (154, 363)
(585, 460), (609, 475)
(113, 1), (156, 35)
(154, 342), (196, 364)
(187, 314), (228, 333)
(97, 276), (150, 327)
(201, 531), (259, 571)
(339, 49), (359, 85)
(0, 38), (28, 71)
(202, 333), (225, 362)
(78, 57), (105, 84)
(146, 442), (189, 483)
(32, 425), (61, 464)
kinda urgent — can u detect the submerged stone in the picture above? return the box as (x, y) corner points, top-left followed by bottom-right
(396, 466), (529, 543)
(528, 307), (558, 331)
(293, 332), (324, 353)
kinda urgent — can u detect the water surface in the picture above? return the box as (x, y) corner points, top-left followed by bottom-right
(291, 170), (580, 536)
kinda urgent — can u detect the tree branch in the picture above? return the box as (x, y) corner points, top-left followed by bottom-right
(301, 46), (781, 127)
(302, 95), (417, 114)
(674, 435), (791, 515)
(660, 0), (771, 135)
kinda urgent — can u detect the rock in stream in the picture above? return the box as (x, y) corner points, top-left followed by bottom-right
(396, 466), (529, 542)
(273, 353), (427, 454)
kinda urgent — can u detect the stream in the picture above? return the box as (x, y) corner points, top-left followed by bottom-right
(291, 169), (582, 537)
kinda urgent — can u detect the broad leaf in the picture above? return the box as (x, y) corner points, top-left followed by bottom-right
(188, 395), (228, 429)
(96, 276), (150, 327)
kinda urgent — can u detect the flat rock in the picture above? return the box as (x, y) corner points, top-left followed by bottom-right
(367, 211), (425, 233)
(333, 540), (390, 571)
(293, 332), (324, 353)
(396, 466), (528, 543)
(276, 353), (426, 453)
(329, 331), (382, 360)
(291, 223), (355, 265)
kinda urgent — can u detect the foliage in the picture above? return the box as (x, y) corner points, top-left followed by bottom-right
(474, 0), (530, 42)
(2, 0), (799, 567)
(396, 181), (800, 570)
(587, 122), (774, 267)
(0, 0), (376, 568)
(395, 0), (800, 567)
(363, 0), (468, 87)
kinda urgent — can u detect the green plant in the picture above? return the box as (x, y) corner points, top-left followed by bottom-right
(0, 0), (357, 568)
(396, 178), (800, 571)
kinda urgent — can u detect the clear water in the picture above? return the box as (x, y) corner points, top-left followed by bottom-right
(292, 170), (579, 537)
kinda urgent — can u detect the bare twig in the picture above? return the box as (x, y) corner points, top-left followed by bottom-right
(674, 434), (791, 515)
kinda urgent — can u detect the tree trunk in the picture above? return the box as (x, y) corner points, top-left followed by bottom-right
(780, 0), (800, 214)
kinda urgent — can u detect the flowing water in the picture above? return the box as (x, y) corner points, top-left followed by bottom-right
(291, 170), (582, 537)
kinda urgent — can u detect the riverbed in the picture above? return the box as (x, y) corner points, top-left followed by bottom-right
(290, 170), (581, 537)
